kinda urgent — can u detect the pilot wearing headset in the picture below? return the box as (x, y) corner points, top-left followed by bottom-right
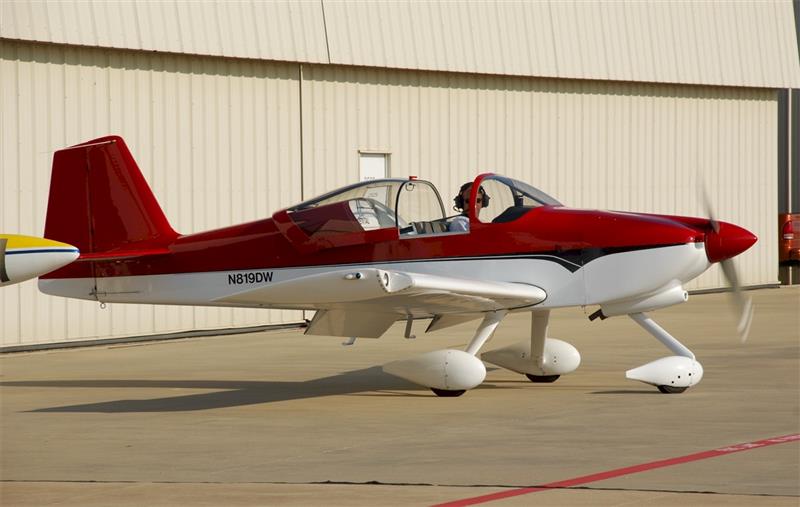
(449, 182), (489, 232)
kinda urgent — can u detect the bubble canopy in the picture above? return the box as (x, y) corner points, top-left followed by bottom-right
(285, 176), (560, 237)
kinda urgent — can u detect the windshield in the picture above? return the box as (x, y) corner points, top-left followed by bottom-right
(490, 176), (561, 206)
(476, 175), (561, 224)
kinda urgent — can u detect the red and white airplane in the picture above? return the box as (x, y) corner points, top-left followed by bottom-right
(40, 136), (756, 396)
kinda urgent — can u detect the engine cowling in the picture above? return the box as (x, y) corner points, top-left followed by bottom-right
(481, 338), (581, 376)
(382, 349), (487, 391)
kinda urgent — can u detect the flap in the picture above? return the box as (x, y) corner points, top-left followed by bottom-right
(305, 309), (398, 338)
(426, 313), (483, 332)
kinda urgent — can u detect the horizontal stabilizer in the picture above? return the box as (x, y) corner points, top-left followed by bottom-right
(76, 247), (172, 262)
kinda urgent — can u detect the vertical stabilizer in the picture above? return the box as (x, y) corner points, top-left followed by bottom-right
(44, 136), (177, 255)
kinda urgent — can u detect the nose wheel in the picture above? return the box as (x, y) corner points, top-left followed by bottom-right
(657, 385), (688, 394)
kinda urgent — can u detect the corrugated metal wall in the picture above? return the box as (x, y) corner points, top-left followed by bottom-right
(323, 0), (800, 88)
(0, 40), (780, 346)
(0, 40), (303, 346)
(2, 0), (798, 88)
(0, 0), (329, 64)
(300, 64), (777, 292)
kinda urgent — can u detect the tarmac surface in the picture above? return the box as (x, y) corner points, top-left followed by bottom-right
(1, 287), (798, 506)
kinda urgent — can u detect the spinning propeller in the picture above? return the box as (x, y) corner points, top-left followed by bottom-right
(701, 186), (755, 343)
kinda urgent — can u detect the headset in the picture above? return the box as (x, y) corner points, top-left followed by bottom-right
(453, 182), (490, 211)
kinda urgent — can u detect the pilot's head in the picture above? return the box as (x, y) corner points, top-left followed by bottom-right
(454, 182), (489, 214)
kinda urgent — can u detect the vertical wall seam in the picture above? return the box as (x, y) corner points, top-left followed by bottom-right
(320, 0), (331, 64)
(793, 1), (800, 78)
(546, 1), (559, 76)
(299, 63), (305, 200)
(791, 89), (799, 213)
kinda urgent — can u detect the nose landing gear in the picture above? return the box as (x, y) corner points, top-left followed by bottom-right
(625, 312), (703, 393)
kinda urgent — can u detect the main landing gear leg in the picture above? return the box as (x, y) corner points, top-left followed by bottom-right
(430, 310), (507, 398)
(464, 310), (507, 356)
(384, 311), (508, 398)
(626, 312), (703, 393)
(526, 310), (560, 383)
(480, 310), (580, 382)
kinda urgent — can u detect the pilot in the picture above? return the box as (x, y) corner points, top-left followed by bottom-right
(449, 182), (488, 232)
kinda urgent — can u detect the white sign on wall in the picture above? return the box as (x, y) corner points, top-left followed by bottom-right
(359, 153), (388, 181)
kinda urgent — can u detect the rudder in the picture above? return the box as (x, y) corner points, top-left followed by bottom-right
(44, 136), (178, 255)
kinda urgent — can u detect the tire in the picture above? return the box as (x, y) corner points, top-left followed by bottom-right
(525, 374), (560, 383)
(657, 385), (688, 394)
(431, 388), (466, 397)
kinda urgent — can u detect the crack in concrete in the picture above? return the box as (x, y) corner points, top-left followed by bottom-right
(2, 480), (796, 498)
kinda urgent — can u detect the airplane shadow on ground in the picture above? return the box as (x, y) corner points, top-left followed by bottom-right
(590, 390), (660, 395)
(0, 367), (501, 413)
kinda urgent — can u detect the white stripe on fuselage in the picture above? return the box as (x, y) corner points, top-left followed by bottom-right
(583, 241), (710, 305)
(39, 243), (710, 311)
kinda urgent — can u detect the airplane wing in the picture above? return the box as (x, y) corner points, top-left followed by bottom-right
(214, 268), (546, 337)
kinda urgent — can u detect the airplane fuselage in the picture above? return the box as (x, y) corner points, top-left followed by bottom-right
(40, 206), (714, 312)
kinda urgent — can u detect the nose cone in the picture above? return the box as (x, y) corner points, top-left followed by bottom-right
(1, 235), (80, 286)
(705, 222), (757, 263)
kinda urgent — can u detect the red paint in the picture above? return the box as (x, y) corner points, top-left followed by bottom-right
(44, 136), (178, 256)
(704, 221), (758, 263)
(651, 213), (757, 263)
(433, 434), (800, 507)
(77, 247), (172, 261)
(41, 136), (756, 279)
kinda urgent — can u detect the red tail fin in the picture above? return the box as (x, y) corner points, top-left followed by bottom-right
(44, 136), (178, 255)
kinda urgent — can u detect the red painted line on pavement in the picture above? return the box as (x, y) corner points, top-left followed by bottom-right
(433, 433), (800, 507)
